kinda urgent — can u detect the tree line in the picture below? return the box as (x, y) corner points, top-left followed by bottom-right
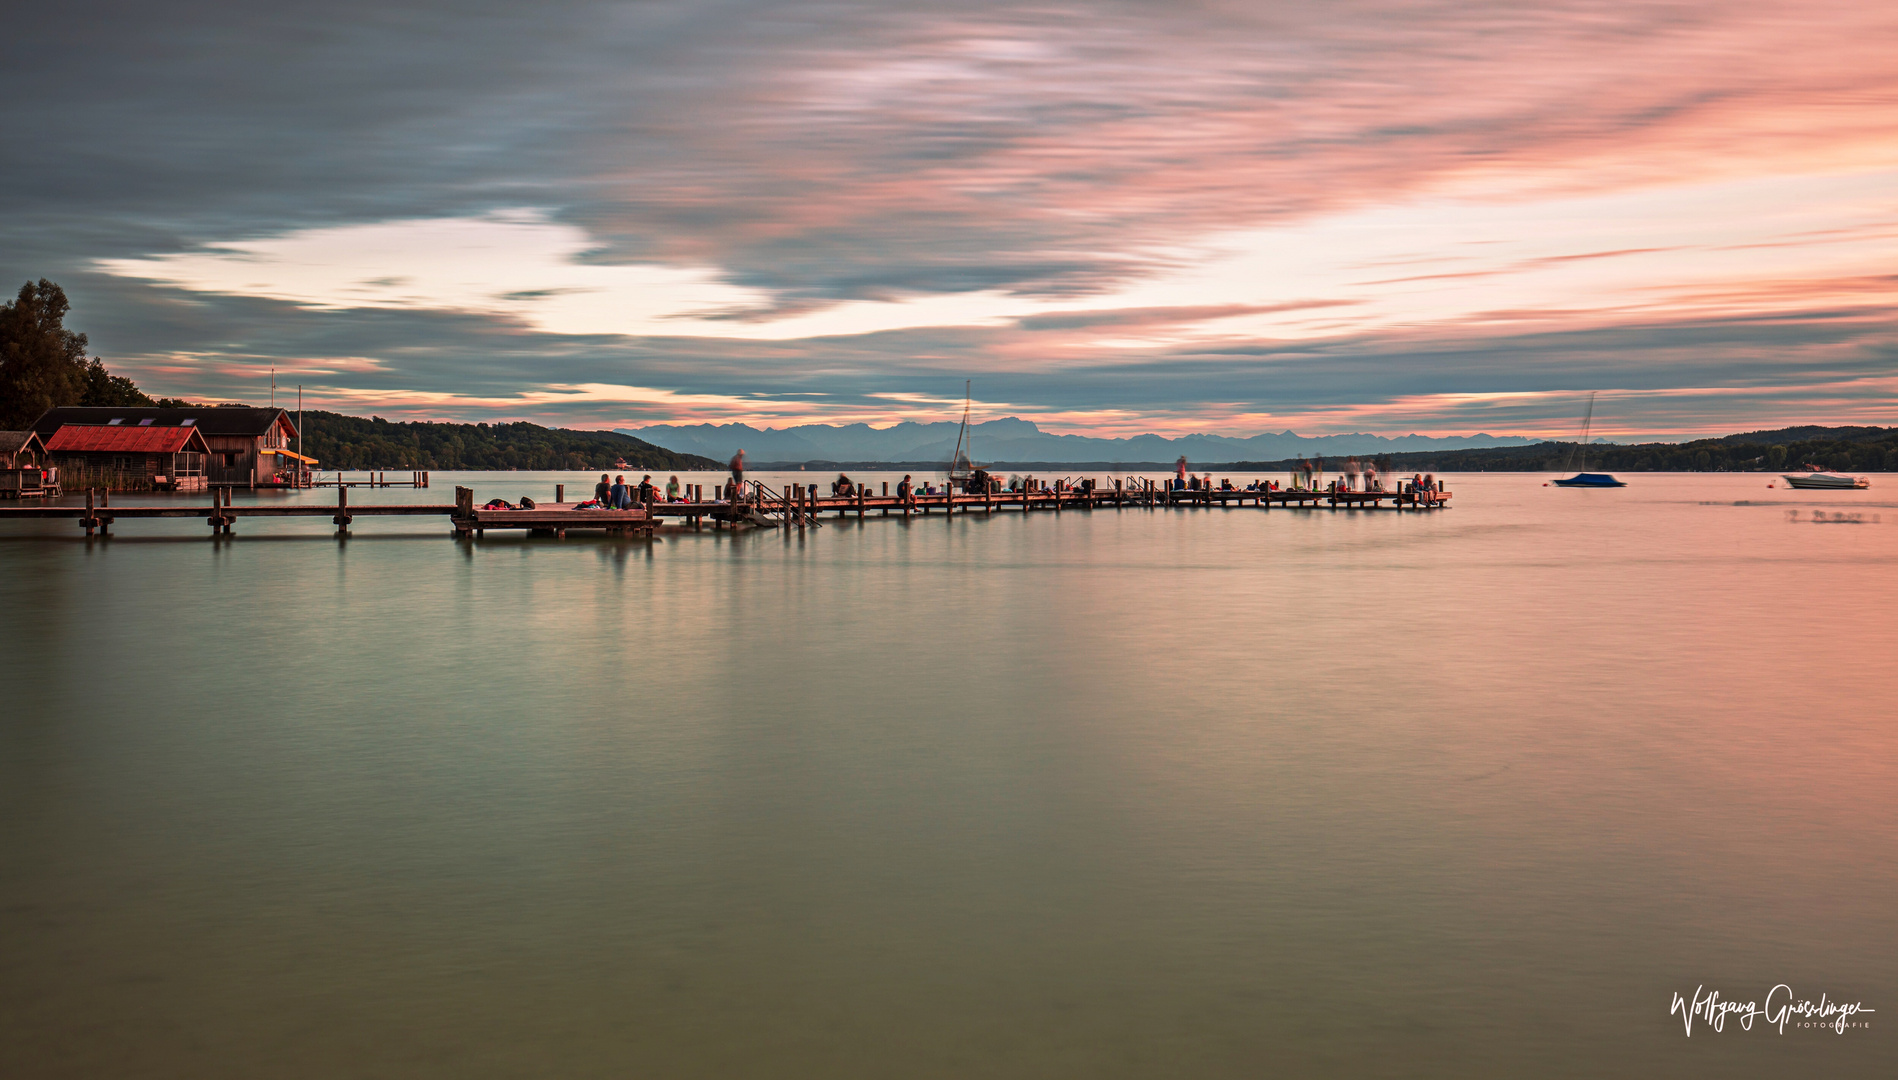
(1230, 428), (1898, 474)
(296, 412), (713, 471)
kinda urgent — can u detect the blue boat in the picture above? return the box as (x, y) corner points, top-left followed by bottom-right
(1554, 393), (1624, 488)
(1553, 472), (1625, 487)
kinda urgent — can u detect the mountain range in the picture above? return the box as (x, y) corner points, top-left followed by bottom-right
(624, 418), (1537, 465)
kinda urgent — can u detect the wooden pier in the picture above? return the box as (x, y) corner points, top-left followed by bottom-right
(0, 478), (1449, 538)
(311, 471), (430, 488)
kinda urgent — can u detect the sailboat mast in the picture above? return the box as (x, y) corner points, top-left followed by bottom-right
(951, 379), (972, 472)
(962, 380), (972, 468)
(1577, 392), (1596, 473)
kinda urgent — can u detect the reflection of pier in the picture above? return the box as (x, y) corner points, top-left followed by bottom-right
(0, 478), (1449, 539)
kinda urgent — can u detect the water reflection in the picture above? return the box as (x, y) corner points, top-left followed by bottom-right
(1, 473), (1893, 1079)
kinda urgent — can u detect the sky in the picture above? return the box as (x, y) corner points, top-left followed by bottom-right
(4, 0), (1895, 441)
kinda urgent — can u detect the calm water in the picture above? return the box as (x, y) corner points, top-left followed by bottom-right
(2, 472), (1892, 1078)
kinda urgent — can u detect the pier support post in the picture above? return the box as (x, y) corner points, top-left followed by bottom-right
(333, 485), (351, 531)
(452, 486), (475, 538)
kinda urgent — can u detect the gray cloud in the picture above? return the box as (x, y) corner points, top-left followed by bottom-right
(4, 1), (1894, 435)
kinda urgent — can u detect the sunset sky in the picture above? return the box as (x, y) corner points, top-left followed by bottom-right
(4, 0), (1895, 440)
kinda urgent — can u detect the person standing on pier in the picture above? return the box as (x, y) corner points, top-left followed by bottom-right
(594, 474), (611, 505)
(729, 449), (745, 497)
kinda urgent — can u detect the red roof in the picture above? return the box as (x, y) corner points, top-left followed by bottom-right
(46, 424), (208, 454)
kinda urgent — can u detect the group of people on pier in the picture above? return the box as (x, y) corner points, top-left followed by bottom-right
(574, 463), (1446, 511)
(585, 473), (702, 509)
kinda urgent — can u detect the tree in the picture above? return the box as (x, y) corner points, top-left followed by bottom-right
(0, 279), (160, 424)
(80, 357), (155, 408)
(0, 279), (91, 427)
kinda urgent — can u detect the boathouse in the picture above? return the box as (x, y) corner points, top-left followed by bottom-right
(33, 406), (305, 487)
(44, 424), (212, 492)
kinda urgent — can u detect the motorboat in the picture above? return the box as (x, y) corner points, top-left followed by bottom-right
(1782, 472), (1869, 490)
(1553, 472), (1626, 487)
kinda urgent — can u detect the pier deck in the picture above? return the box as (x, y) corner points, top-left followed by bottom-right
(0, 480), (1449, 537)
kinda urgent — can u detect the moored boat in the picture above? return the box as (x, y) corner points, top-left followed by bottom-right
(1553, 392), (1624, 488)
(1782, 472), (1869, 489)
(1553, 472), (1626, 487)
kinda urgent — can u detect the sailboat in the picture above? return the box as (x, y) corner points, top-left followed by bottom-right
(1552, 392), (1625, 487)
(947, 380), (983, 491)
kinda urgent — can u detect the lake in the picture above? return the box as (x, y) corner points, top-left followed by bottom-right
(2, 471), (1892, 1077)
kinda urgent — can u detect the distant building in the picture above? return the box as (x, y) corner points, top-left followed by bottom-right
(32, 406), (307, 488)
(44, 424), (213, 492)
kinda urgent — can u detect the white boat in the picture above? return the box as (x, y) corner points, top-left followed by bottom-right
(947, 379), (988, 493)
(1782, 472), (1869, 489)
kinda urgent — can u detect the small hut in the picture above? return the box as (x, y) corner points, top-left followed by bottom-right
(0, 431), (52, 497)
(0, 430), (45, 468)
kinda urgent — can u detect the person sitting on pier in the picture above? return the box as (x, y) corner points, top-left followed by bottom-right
(834, 473), (854, 497)
(610, 475), (630, 508)
(594, 474), (611, 505)
(637, 475), (657, 504)
(897, 474), (912, 501)
(666, 475), (681, 501)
